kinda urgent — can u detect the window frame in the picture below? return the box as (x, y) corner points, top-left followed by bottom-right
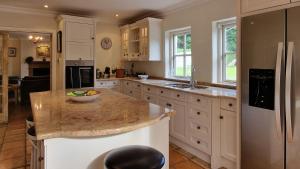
(218, 20), (237, 83)
(169, 29), (192, 79)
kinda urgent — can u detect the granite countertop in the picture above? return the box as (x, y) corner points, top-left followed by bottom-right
(97, 78), (237, 99)
(30, 89), (174, 140)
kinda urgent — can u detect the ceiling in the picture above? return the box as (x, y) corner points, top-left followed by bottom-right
(0, 0), (203, 23)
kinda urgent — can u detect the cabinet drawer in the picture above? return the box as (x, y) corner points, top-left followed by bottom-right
(186, 119), (210, 141)
(142, 93), (158, 104)
(171, 90), (186, 102)
(95, 80), (120, 88)
(186, 107), (211, 126)
(123, 81), (141, 90)
(188, 94), (211, 111)
(124, 89), (141, 99)
(187, 134), (211, 155)
(158, 88), (172, 98)
(221, 98), (237, 112)
(142, 85), (159, 95)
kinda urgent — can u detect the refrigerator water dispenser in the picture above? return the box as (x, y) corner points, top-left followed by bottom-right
(249, 69), (275, 110)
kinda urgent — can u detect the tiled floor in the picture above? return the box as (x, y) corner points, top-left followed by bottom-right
(0, 103), (209, 169)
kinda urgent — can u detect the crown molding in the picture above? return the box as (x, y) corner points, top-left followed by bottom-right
(0, 4), (58, 17)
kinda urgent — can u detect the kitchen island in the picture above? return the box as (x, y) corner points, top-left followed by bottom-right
(30, 89), (173, 169)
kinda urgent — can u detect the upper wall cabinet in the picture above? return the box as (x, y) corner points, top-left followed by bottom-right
(58, 15), (95, 61)
(241, 0), (290, 13)
(121, 18), (162, 61)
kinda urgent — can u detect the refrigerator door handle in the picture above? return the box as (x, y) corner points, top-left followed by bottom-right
(70, 67), (74, 88)
(286, 42), (294, 143)
(275, 42), (284, 138)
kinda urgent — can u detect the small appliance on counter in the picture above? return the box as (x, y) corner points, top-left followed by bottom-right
(116, 69), (125, 78)
(65, 60), (94, 89)
(104, 67), (110, 78)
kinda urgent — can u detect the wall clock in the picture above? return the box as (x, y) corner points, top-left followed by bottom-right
(101, 37), (112, 50)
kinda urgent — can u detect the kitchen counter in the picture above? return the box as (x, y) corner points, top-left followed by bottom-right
(30, 88), (173, 140)
(96, 77), (237, 99)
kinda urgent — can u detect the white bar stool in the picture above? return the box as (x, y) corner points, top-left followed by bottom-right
(27, 126), (42, 169)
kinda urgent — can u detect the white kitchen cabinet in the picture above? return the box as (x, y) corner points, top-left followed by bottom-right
(220, 109), (237, 163)
(66, 21), (94, 43)
(241, 0), (290, 13)
(58, 15), (95, 61)
(120, 25), (130, 61)
(120, 17), (162, 61)
(95, 80), (121, 92)
(158, 97), (186, 142)
(65, 41), (94, 60)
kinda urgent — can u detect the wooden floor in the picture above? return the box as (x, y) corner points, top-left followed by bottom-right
(0, 103), (209, 169)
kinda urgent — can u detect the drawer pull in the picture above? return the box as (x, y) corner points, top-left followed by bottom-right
(147, 88), (150, 91)
(166, 103), (172, 107)
(100, 83), (103, 85)
(177, 94), (180, 97)
(228, 103), (233, 107)
(197, 99), (201, 102)
(197, 141), (201, 144)
(197, 112), (201, 115)
(197, 126), (201, 130)
(147, 97), (150, 100)
(126, 82), (129, 85)
(161, 91), (164, 94)
(130, 91), (133, 94)
(220, 116), (224, 119)
(137, 85), (141, 87)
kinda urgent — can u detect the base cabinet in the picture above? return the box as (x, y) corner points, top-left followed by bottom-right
(220, 109), (237, 163)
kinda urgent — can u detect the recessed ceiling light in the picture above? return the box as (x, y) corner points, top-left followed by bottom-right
(44, 4), (48, 8)
(115, 14), (119, 17)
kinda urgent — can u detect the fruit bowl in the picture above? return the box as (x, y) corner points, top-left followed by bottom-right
(67, 90), (100, 102)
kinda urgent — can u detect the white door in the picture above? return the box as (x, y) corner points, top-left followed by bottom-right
(220, 109), (237, 162)
(66, 21), (94, 43)
(159, 97), (186, 141)
(241, 0), (290, 13)
(66, 42), (93, 60)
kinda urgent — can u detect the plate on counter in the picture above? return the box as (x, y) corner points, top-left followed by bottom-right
(67, 90), (101, 102)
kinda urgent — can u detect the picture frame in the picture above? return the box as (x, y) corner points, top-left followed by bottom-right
(36, 46), (50, 58)
(8, 47), (16, 57)
(57, 31), (62, 53)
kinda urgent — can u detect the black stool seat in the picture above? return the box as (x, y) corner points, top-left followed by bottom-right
(105, 145), (165, 169)
(27, 126), (36, 136)
(27, 114), (34, 122)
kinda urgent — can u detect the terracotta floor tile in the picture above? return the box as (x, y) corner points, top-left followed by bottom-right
(169, 149), (188, 166)
(174, 160), (205, 169)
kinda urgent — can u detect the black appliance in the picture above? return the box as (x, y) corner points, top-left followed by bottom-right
(65, 61), (94, 89)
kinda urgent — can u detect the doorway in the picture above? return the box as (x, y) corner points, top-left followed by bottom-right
(0, 31), (53, 123)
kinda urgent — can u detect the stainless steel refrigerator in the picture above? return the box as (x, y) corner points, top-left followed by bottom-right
(242, 6), (300, 169)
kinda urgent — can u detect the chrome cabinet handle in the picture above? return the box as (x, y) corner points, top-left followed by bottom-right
(286, 42), (294, 143)
(275, 42), (284, 138)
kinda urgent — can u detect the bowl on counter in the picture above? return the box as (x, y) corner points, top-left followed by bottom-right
(138, 75), (149, 80)
(67, 90), (101, 102)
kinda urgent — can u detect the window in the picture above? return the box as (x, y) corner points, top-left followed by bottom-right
(215, 19), (237, 83)
(169, 29), (191, 78)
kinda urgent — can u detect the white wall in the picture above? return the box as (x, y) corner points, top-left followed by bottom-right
(95, 22), (123, 72)
(130, 0), (236, 83)
(7, 39), (21, 76)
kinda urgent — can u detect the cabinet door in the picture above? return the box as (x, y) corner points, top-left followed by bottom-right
(121, 29), (129, 60)
(220, 109), (237, 162)
(66, 42), (93, 60)
(241, 0), (290, 13)
(139, 26), (149, 60)
(66, 21), (94, 42)
(159, 97), (186, 141)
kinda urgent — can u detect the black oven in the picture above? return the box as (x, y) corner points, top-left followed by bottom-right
(65, 61), (94, 89)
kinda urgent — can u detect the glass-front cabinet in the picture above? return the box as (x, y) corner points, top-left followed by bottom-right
(120, 17), (162, 61)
